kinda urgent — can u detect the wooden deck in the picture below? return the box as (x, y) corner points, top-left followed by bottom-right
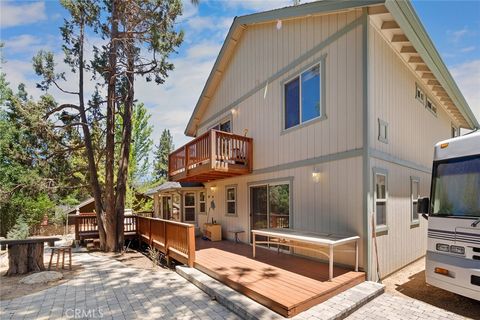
(195, 239), (365, 318)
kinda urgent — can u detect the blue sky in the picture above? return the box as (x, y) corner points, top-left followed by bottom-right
(1, 0), (479, 151)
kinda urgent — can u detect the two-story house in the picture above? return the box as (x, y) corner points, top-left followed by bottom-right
(150, 0), (478, 280)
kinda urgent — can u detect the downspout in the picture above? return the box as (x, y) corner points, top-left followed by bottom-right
(361, 8), (373, 281)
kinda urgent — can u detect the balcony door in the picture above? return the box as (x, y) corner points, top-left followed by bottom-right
(250, 182), (290, 243)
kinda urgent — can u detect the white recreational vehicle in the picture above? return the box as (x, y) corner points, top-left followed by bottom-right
(418, 131), (480, 300)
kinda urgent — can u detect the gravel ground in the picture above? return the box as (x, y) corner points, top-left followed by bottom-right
(381, 257), (479, 319)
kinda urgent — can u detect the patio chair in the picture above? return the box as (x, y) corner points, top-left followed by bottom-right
(48, 241), (72, 271)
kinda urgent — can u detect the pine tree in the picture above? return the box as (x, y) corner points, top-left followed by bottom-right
(154, 129), (174, 181)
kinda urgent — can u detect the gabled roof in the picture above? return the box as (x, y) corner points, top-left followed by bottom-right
(145, 182), (204, 195)
(184, 0), (478, 136)
(63, 197), (94, 215)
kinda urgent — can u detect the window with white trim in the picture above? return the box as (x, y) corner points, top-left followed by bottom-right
(226, 186), (236, 215)
(451, 125), (458, 138)
(411, 177), (420, 224)
(184, 192), (196, 222)
(374, 171), (388, 230)
(284, 63), (323, 129)
(415, 83), (425, 104)
(426, 97), (437, 115)
(199, 191), (206, 214)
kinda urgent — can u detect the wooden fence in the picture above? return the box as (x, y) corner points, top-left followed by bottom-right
(74, 215), (195, 267)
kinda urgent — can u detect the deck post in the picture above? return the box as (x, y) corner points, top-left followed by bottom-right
(329, 245), (333, 281)
(186, 225), (195, 267)
(252, 233), (256, 258)
(210, 130), (216, 169)
(184, 145), (189, 174)
(355, 240), (359, 272)
(74, 217), (79, 241)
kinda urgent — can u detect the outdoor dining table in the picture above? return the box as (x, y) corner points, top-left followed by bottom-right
(0, 237), (60, 276)
(251, 228), (359, 281)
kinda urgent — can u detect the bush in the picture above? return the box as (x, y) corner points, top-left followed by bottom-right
(7, 216), (29, 239)
(146, 246), (160, 268)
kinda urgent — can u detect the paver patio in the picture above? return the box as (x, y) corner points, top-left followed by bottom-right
(0, 251), (238, 320)
(345, 292), (469, 320)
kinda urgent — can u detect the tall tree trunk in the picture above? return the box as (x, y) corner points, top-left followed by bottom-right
(115, 38), (135, 251)
(105, 0), (119, 252)
(78, 16), (106, 250)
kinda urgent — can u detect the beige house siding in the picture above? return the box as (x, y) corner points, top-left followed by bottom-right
(368, 22), (453, 169)
(367, 20), (454, 278)
(196, 10), (365, 171)
(369, 158), (430, 278)
(197, 156), (364, 269)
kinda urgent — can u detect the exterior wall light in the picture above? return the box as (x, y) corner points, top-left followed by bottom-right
(312, 167), (321, 183)
(210, 185), (217, 192)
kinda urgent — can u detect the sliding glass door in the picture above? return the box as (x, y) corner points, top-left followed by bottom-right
(250, 182), (290, 242)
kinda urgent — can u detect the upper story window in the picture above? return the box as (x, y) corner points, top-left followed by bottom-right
(415, 83), (425, 104)
(426, 97), (437, 116)
(284, 63), (323, 130)
(211, 119), (231, 132)
(451, 125), (458, 138)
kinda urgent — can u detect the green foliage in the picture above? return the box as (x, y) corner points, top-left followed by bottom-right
(116, 103), (153, 186)
(153, 129), (174, 180)
(7, 216), (30, 240)
(0, 73), (88, 236)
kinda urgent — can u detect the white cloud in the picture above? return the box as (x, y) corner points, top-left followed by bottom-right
(447, 27), (470, 44)
(217, 0), (293, 12)
(450, 59), (480, 123)
(460, 46), (475, 53)
(3, 34), (55, 55)
(0, 1), (47, 28)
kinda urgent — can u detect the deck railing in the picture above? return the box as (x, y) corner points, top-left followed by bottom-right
(168, 129), (253, 180)
(74, 215), (196, 267)
(137, 216), (195, 267)
(74, 214), (138, 240)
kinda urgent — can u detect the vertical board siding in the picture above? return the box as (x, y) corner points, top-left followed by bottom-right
(196, 10), (364, 172)
(368, 23), (452, 168)
(196, 156), (364, 269)
(367, 22), (455, 277)
(369, 158), (429, 278)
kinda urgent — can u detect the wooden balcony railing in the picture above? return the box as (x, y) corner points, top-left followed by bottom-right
(169, 129), (253, 182)
(74, 215), (196, 267)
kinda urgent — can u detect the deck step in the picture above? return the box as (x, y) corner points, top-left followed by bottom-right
(176, 266), (384, 320)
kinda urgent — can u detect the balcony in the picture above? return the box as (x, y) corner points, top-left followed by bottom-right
(169, 129), (253, 182)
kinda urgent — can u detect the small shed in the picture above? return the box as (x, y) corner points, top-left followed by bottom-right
(146, 182), (205, 225)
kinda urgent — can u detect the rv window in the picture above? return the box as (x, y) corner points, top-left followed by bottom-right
(431, 156), (480, 218)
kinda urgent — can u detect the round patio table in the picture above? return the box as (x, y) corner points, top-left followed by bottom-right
(0, 237), (60, 276)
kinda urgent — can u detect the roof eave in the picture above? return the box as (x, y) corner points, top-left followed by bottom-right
(385, 0), (479, 129)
